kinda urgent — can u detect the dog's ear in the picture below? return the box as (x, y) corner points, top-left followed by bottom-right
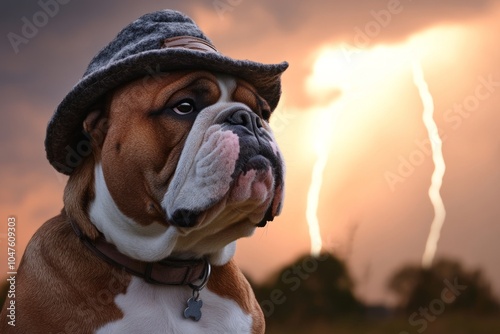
(64, 105), (109, 240)
(83, 106), (108, 151)
(83, 109), (101, 132)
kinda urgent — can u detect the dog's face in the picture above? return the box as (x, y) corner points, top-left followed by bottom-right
(85, 70), (284, 264)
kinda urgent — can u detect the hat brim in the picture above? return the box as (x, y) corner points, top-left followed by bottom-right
(45, 48), (288, 175)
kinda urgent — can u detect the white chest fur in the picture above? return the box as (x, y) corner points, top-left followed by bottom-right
(95, 277), (252, 334)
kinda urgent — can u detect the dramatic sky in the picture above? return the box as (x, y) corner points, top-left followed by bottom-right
(1, 0), (499, 305)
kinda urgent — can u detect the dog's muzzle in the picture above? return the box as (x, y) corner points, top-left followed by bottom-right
(164, 103), (285, 229)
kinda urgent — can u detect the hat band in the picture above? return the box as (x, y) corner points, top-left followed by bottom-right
(162, 35), (218, 53)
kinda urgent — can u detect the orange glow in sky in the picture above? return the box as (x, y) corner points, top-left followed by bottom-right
(300, 26), (461, 265)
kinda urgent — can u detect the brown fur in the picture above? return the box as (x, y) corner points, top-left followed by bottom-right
(0, 212), (131, 333)
(233, 79), (272, 120)
(208, 261), (265, 333)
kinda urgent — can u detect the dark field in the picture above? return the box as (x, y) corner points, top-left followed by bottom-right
(267, 314), (500, 334)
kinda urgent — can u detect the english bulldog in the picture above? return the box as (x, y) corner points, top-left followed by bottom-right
(0, 9), (287, 334)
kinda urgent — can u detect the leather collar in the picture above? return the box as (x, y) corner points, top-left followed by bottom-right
(70, 220), (209, 286)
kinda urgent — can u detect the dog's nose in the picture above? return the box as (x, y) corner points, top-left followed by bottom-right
(225, 109), (262, 134)
(170, 209), (199, 228)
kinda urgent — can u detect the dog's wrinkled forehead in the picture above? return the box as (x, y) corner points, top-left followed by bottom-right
(111, 70), (272, 121)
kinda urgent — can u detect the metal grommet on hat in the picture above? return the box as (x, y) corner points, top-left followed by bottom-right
(45, 9), (288, 175)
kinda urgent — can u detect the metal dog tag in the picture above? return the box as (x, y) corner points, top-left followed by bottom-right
(184, 290), (203, 321)
(183, 262), (211, 322)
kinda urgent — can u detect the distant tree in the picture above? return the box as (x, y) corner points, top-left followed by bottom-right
(253, 253), (363, 325)
(388, 258), (499, 314)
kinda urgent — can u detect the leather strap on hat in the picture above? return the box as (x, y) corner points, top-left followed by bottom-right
(162, 35), (218, 53)
(70, 219), (210, 286)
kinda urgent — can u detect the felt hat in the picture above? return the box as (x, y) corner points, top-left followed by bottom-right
(45, 9), (288, 175)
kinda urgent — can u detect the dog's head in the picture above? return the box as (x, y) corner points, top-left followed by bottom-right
(66, 70), (284, 264)
(46, 10), (288, 265)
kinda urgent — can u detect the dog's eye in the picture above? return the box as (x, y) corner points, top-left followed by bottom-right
(173, 100), (196, 115)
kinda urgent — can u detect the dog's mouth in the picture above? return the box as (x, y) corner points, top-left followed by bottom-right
(163, 103), (284, 232)
(169, 152), (282, 229)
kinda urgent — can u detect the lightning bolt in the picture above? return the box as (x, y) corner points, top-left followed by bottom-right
(306, 102), (342, 257)
(306, 143), (326, 257)
(412, 60), (447, 269)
